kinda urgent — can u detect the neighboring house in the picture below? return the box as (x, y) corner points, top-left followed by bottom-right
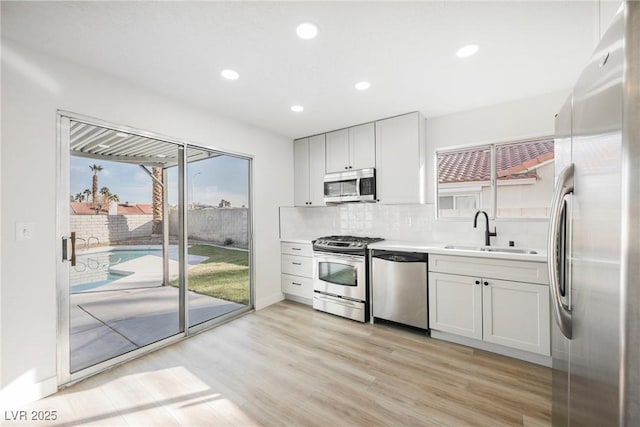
(438, 139), (555, 217)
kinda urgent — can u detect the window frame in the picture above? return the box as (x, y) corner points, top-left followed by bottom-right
(435, 136), (554, 221)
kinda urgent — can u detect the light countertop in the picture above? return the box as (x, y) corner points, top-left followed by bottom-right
(280, 237), (315, 244)
(280, 237), (547, 262)
(368, 240), (547, 263)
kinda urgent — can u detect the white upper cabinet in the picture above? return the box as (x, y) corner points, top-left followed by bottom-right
(308, 135), (326, 205)
(293, 135), (326, 206)
(325, 122), (375, 173)
(293, 137), (309, 206)
(348, 123), (376, 170)
(375, 112), (426, 204)
(325, 129), (350, 173)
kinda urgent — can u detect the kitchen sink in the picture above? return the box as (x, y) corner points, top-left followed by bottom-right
(444, 245), (538, 255)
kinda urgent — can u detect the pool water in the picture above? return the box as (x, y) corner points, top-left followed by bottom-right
(70, 249), (161, 293)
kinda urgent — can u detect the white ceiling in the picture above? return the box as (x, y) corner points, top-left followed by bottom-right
(1, 1), (616, 139)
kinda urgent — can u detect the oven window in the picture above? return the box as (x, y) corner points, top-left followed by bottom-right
(318, 261), (357, 286)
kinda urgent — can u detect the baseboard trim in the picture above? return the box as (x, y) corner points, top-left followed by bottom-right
(283, 294), (312, 306)
(255, 292), (285, 310)
(430, 330), (552, 367)
(0, 374), (58, 405)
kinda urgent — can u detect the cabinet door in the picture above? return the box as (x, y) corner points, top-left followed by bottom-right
(325, 129), (349, 173)
(482, 279), (550, 355)
(349, 122), (375, 170)
(293, 138), (310, 206)
(308, 134), (326, 206)
(375, 112), (423, 204)
(428, 272), (482, 339)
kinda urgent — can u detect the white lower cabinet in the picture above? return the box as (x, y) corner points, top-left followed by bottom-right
(281, 241), (314, 303)
(429, 272), (482, 340)
(429, 254), (550, 357)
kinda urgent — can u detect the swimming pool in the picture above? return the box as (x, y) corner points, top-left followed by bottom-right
(70, 248), (161, 293)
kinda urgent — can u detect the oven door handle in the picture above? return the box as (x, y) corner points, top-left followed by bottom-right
(314, 254), (364, 264)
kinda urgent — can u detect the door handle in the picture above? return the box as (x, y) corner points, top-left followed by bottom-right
(62, 232), (77, 267)
(548, 164), (574, 339)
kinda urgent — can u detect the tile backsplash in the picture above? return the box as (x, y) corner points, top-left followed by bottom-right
(279, 204), (549, 249)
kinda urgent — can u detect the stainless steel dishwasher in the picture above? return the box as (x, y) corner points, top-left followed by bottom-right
(371, 250), (428, 330)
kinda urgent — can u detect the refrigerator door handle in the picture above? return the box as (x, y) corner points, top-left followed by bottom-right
(548, 163), (574, 339)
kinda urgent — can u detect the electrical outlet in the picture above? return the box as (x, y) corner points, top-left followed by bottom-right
(15, 222), (35, 241)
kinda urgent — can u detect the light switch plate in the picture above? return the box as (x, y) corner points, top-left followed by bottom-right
(15, 222), (35, 241)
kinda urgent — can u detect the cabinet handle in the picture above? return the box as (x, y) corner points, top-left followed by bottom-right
(291, 282), (302, 286)
(291, 247), (301, 251)
(483, 281), (489, 286)
(309, 202), (312, 205)
(345, 166), (348, 170)
(292, 262), (302, 266)
(349, 166), (353, 169)
(475, 280), (480, 285)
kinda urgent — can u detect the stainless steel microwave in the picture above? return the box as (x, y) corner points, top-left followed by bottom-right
(323, 168), (376, 203)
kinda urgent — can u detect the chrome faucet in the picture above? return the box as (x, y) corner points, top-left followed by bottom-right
(473, 210), (497, 246)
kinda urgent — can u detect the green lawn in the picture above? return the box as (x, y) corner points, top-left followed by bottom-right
(171, 244), (250, 305)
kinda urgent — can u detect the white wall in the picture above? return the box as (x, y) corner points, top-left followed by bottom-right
(425, 90), (568, 204)
(0, 39), (292, 403)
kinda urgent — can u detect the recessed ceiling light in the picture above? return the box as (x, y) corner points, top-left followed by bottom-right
(291, 105), (304, 113)
(115, 132), (128, 138)
(97, 144), (110, 148)
(355, 81), (371, 91)
(221, 69), (240, 80)
(296, 22), (318, 40)
(456, 44), (479, 59)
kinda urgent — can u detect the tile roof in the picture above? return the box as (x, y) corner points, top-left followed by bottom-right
(70, 202), (99, 215)
(438, 138), (554, 184)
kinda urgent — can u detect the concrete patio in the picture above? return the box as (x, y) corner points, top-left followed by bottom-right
(70, 252), (245, 372)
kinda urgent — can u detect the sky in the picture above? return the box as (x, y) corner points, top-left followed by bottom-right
(70, 154), (249, 207)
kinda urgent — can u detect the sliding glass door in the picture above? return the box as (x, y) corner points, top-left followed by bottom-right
(58, 113), (253, 383)
(185, 149), (251, 328)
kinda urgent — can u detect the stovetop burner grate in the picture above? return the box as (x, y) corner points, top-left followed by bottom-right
(313, 235), (384, 254)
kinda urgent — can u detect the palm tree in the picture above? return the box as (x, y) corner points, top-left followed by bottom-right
(152, 167), (163, 234)
(74, 192), (84, 202)
(83, 188), (91, 203)
(100, 187), (112, 210)
(89, 164), (103, 206)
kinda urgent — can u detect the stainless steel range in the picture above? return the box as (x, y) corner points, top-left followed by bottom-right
(312, 235), (384, 322)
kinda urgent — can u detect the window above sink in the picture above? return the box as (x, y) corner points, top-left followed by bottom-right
(436, 137), (554, 220)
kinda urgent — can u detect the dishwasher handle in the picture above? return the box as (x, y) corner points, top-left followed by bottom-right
(371, 250), (427, 263)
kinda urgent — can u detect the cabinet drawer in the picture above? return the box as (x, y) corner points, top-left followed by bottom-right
(429, 254), (548, 285)
(282, 274), (313, 299)
(281, 242), (313, 257)
(281, 254), (313, 277)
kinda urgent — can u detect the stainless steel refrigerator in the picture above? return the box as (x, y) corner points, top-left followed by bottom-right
(549, 1), (639, 425)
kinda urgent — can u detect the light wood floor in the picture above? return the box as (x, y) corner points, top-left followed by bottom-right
(15, 301), (551, 426)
